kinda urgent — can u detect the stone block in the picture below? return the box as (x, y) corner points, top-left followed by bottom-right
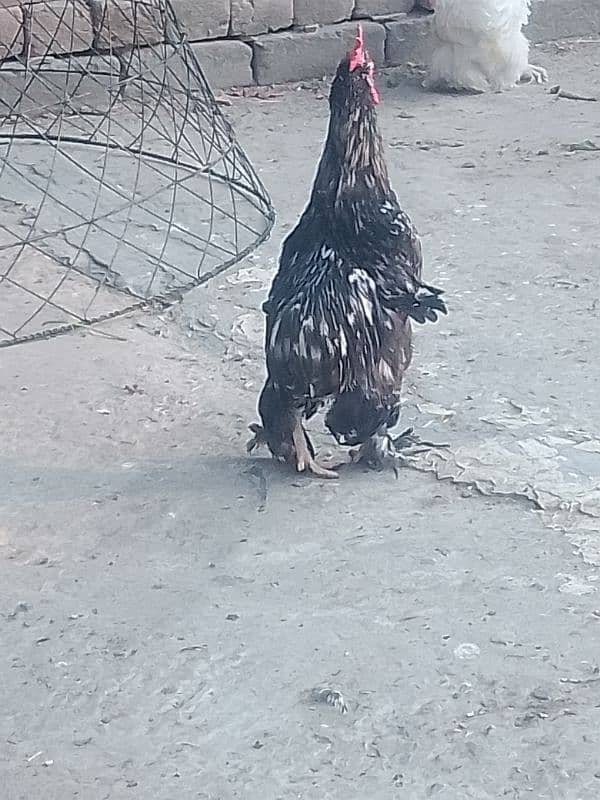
(28, 0), (94, 56)
(169, 0), (229, 41)
(0, 54), (120, 117)
(231, 0), (293, 35)
(293, 0), (353, 26)
(385, 12), (430, 66)
(354, 0), (414, 16)
(252, 20), (386, 85)
(191, 39), (254, 88)
(88, 0), (165, 50)
(0, 6), (23, 61)
(527, 0), (600, 42)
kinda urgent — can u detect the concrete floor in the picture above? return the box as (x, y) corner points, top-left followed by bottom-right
(1, 40), (600, 799)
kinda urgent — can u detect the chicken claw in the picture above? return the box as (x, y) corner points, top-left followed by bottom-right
(520, 64), (548, 85)
(351, 427), (449, 473)
(247, 422), (338, 479)
(291, 420), (339, 480)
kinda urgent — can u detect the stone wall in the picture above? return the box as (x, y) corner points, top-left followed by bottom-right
(1, 0), (599, 90)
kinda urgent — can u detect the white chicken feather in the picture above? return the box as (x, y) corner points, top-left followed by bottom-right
(425, 0), (548, 92)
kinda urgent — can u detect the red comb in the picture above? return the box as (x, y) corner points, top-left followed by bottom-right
(348, 23), (365, 72)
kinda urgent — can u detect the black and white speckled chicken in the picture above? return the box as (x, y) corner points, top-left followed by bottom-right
(248, 26), (447, 478)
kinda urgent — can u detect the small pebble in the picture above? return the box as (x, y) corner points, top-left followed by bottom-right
(531, 688), (550, 701)
(73, 737), (92, 747)
(454, 642), (481, 660)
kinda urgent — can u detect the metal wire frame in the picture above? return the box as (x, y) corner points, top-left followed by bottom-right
(0, 0), (275, 347)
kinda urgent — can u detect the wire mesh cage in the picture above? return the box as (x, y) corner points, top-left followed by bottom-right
(0, 0), (275, 346)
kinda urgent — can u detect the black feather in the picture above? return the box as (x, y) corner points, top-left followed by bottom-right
(257, 381), (317, 461)
(325, 389), (400, 446)
(388, 284), (448, 324)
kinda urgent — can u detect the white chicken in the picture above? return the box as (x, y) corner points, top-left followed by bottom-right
(423, 0), (548, 92)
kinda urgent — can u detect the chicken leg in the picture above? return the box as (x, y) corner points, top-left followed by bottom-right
(247, 416), (338, 479)
(291, 416), (339, 479)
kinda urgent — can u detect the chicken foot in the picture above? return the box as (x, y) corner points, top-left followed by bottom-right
(247, 420), (338, 479)
(351, 426), (449, 471)
(291, 417), (339, 479)
(520, 64), (548, 85)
